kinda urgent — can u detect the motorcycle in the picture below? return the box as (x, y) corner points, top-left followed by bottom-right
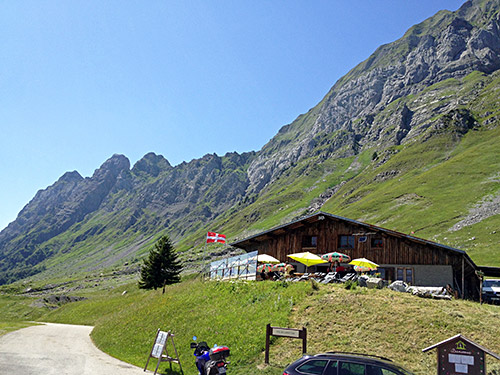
(191, 336), (230, 375)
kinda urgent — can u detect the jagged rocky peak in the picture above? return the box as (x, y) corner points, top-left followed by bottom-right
(93, 154), (130, 177)
(85, 154), (131, 191)
(132, 152), (172, 177)
(58, 170), (84, 183)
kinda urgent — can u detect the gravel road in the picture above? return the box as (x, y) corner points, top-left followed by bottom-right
(0, 322), (145, 374)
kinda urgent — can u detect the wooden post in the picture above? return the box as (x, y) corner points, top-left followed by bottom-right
(265, 324), (271, 364)
(144, 329), (160, 371)
(462, 256), (465, 300)
(302, 327), (307, 354)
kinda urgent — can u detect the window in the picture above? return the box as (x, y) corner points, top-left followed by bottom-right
(302, 235), (318, 248)
(339, 361), (365, 375)
(367, 365), (402, 375)
(296, 360), (328, 375)
(397, 268), (404, 281)
(323, 361), (338, 375)
(397, 267), (414, 284)
(405, 269), (413, 284)
(339, 235), (355, 249)
(371, 238), (383, 248)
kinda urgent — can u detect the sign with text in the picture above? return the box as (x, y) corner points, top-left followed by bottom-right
(144, 329), (183, 375)
(438, 338), (484, 374)
(271, 327), (301, 338)
(151, 330), (168, 358)
(423, 334), (500, 375)
(265, 324), (307, 364)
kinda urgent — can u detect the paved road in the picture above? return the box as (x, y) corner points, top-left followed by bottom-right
(0, 322), (145, 375)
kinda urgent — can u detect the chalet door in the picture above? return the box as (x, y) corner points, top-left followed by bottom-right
(384, 267), (395, 282)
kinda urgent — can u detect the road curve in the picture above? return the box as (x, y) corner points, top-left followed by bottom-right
(0, 322), (145, 375)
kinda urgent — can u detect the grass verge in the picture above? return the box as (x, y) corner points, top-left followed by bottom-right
(2, 278), (500, 374)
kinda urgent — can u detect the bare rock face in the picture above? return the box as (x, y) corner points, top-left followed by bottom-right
(0, 151), (255, 284)
(246, 0), (500, 193)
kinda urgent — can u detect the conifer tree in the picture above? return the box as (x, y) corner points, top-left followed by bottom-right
(138, 235), (182, 293)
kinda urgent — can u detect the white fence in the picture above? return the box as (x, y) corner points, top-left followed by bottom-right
(209, 251), (258, 280)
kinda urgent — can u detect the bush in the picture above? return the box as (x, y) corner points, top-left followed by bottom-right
(344, 280), (358, 290)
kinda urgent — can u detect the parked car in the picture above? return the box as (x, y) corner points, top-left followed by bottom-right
(283, 352), (414, 375)
(482, 279), (500, 304)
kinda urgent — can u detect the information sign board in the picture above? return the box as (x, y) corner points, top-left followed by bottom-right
(144, 329), (183, 375)
(151, 330), (168, 358)
(265, 324), (307, 364)
(438, 337), (484, 374)
(272, 327), (301, 338)
(423, 334), (500, 375)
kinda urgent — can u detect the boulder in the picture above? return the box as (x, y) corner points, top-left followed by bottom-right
(388, 280), (409, 293)
(366, 277), (384, 289)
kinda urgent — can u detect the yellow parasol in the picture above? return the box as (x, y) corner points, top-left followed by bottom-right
(349, 258), (379, 270)
(287, 251), (327, 272)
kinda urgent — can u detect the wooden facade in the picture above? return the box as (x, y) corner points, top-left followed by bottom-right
(230, 212), (480, 300)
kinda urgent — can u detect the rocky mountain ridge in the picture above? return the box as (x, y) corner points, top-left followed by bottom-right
(1, 0), (499, 284)
(0, 151), (254, 283)
(247, 0), (500, 192)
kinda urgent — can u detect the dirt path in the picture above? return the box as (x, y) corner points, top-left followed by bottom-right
(0, 322), (145, 374)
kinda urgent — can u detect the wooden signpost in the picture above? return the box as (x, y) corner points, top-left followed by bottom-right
(265, 324), (307, 364)
(423, 334), (500, 375)
(144, 329), (183, 375)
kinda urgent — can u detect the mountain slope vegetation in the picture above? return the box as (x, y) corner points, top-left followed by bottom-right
(1, 0), (499, 284)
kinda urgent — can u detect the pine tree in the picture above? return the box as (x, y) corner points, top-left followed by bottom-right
(138, 235), (182, 293)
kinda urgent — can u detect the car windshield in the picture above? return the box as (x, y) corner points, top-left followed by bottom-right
(484, 280), (500, 287)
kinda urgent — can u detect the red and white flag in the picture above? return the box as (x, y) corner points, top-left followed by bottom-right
(206, 232), (226, 244)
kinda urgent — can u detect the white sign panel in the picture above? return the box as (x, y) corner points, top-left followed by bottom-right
(151, 331), (168, 358)
(272, 328), (300, 338)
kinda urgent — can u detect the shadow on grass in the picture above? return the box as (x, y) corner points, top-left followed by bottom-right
(154, 365), (184, 375)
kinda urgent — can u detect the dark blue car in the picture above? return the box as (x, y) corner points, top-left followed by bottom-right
(283, 352), (414, 375)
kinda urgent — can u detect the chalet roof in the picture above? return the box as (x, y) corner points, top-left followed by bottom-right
(422, 334), (500, 360)
(230, 211), (477, 267)
(476, 265), (500, 278)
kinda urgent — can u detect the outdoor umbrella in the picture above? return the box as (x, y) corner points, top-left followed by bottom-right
(257, 263), (274, 273)
(349, 258), (379, 270)
(321, 252), (351, 263)
(271, 263), (294, 272)
(352, 265), (372, 273)
(256, 254), (280, 264)
(287, 252), (327, 272)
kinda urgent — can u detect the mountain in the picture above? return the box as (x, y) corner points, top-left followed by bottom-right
(0, 152), (255, 284)
(1, 0), (500, 284)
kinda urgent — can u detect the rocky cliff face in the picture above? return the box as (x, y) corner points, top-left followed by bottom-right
(1, 0), (500, 284)
(247, 0), (500, 193)
(0, 151), (254, 284)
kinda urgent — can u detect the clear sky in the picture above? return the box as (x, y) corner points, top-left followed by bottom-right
(0, 1), (465, 231)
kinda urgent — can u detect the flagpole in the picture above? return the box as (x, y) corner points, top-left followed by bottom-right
(203, 238), (207, 280)
(203, 231), (227, 281)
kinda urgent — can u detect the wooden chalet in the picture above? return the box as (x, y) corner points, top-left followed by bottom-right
(230, 212), (481, 300)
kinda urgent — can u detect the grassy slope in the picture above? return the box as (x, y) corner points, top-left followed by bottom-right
(177, 70), (500, 268)
(11, 68), (498, 281)
(40, 278), (313, 375)
(3, 278), (500, 375)
(0, 293), (44, 336)
(323, 126), (500, 266)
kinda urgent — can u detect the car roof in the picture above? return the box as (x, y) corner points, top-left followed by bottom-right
(294, 352), (411, 371)
(313, 352), (393, 363)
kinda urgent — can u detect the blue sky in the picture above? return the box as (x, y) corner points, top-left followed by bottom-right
(0, 1), (465, 231)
